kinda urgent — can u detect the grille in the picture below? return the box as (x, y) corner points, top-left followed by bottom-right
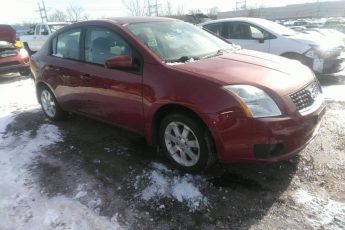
(290, 80), (321, 111)
(0, 61), (20, 68)
(0, 50), (17, 58)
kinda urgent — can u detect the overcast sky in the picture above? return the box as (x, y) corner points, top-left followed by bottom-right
(3, 0), (343, 24)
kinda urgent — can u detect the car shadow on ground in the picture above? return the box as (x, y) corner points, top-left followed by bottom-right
(7, 111), (299, 229)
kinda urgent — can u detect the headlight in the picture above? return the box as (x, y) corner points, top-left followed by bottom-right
(19, 48), (29, 58)
(305, 44), (338, 59)
(223, 85), (282, 118)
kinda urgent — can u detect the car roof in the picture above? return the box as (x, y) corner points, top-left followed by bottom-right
(106, 17), (177, 25)
(200, 17), (269, 25)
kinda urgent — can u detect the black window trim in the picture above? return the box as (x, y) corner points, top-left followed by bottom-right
(49, 25), (144, 76)
(50, 28), (83, 62)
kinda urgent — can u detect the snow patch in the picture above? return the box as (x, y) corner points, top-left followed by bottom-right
(134, 162), (208, 211)
(0, 79), (39, 133)
(0, 78), (122, 229)
(293, 189), (345, 229)
(322, 85), (345, 102)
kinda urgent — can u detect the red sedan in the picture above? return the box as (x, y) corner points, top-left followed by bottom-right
(0, 24), (30, 75)
(30, 18), (325, 172)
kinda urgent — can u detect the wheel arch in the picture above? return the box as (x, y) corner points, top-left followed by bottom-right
(35, 81), (52, 104)
(149, 103), (217, 156)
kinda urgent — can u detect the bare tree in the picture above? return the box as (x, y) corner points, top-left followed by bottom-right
(49, 10), (67, 22)
(163, 1), (173, 16)
(122, 0), (147, 16)
(175, 5), (185, 16)
(206, 6), (219, 17)
(66, 5), (89, 22)
(188, 9), (202, 15)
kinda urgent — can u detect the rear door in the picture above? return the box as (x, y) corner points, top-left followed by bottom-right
(46, 28), (85, 111)
(222, 21), (270, 52)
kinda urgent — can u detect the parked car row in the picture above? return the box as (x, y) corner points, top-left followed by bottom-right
(200, 17), (345, 74)
(30, 18), (326, 172)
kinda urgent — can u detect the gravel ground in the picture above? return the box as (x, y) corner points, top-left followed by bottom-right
(0, 72), (344, 229)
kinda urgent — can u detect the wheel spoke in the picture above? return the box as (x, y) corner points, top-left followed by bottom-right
(180, 150), (188, 163)
(181, 126), (189, 138)
(187, 140), (198, 148)
(185, 148), (198, 162)
(168, 144), (179, 155)
(172, 124), (181, 137)
(165, 133), (178, 143)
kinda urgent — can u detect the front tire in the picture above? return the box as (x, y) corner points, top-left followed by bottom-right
(39, 87), (66, 121)
(159, 113), (214, 173)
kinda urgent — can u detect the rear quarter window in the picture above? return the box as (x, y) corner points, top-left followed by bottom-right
(51, 29), (81, 60)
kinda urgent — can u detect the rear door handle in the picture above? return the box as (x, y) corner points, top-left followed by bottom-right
(80, 73), (92, 80)
(46, 65), (59, 71)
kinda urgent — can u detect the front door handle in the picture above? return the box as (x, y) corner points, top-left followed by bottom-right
(80, 73), (92, 80)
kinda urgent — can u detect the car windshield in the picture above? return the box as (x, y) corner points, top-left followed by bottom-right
(257, 19), (297, 36)
(126, 21), (236, 63)
(48, 24), (68, 33)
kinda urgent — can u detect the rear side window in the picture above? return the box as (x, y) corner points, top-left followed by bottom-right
(224, 22), (266, 40)
(203, 23), (223, 36)
(51, 29), (81, 60)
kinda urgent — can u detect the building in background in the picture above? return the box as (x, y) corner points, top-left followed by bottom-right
(218, 1), (345, 20)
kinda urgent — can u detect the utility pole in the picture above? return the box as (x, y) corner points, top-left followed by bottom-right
(236, 0), (247, 10)
(147, 0), (159, 16)
(37, 0), (48, 22)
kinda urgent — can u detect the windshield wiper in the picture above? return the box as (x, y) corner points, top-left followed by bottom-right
(165, 56), (200, 63)
(201, 49), (230, 60)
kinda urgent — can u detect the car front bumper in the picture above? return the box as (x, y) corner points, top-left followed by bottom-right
(0, 53), (30, 75)
(203, 98), (326, 163)
(310, 52), (345, 74)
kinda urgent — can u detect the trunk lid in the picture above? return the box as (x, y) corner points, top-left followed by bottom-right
(0, 24), (16, 44)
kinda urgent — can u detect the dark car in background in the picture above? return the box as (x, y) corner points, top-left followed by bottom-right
(0, 24), (30, 76)
(31, 18), (325, 172)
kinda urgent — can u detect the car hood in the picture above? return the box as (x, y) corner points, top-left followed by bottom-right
(170, 49), (315, 96)
(289, 32), (343, 47)
(0, 25), (16, 43)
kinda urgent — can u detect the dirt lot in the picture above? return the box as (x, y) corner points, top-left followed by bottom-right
(0, 72), (344, 229)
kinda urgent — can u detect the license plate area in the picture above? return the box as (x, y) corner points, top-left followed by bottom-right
(314, 107), (326, 124)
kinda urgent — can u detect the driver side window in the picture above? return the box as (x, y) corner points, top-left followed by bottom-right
(225, 22), (265, 40)
(85, 28), (131, 65)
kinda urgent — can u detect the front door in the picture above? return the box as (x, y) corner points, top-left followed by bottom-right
(78, 27), (145, 134)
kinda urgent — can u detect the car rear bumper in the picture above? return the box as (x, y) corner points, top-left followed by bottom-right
(204, 100), (326, 163)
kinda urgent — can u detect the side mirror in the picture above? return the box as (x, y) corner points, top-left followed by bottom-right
(105, 55), (134, 70)
(41, 30), (49, 35)
(252, 33), (265, 43)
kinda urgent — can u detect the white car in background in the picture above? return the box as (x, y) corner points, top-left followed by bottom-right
(200, 17), (345, 74)
(20, 22), (69, 53)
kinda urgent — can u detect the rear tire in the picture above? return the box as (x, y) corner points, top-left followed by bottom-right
(39, 86), (66, 121)
(159, 113), (215, 173)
